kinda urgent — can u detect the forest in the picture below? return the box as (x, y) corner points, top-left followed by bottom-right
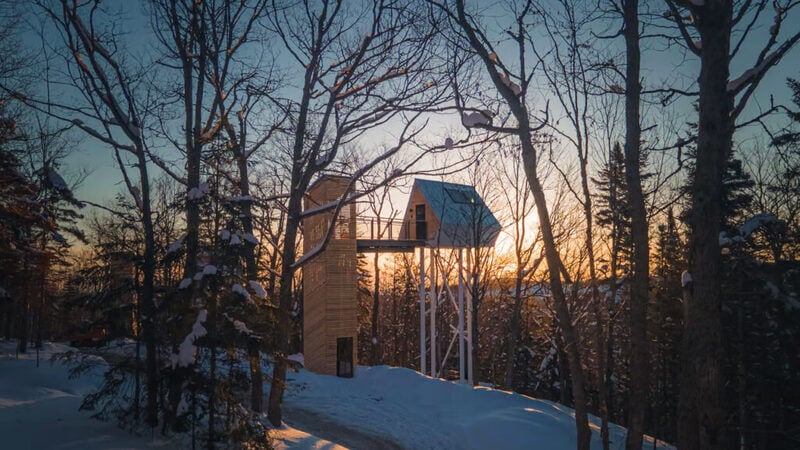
(0, 0), (799, 449)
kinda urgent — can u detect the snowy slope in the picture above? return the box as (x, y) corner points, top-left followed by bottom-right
(0, 341), (174, 449)
(284, 364), (673, 450)
(0, 342), (673, 450)
(0, 341), (332, 450)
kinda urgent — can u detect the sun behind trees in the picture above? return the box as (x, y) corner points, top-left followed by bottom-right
(0, 0), (799, 449)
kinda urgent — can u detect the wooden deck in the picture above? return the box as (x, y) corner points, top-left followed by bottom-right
(356, 239), (424, 253)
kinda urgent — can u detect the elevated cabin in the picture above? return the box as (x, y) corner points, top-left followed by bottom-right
(399, 178), (501, 248)
(302, 176), (357, 377)
(301, 175), (502, 379)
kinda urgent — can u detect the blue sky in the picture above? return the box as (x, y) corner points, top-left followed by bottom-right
(15, 1), (800, 213)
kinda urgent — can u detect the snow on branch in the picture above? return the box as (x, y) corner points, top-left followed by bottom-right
(225, 195), (253, 203)
(294, 242), (323, 268)
(719, 213), (780, 246)
(241, 233), (259, 245)
(172, 310), (208, 368)
(232, 284), (251, 302)
(461, 110), (493, 127)
(47, 169), (70, 193)
(681, 271), (693, 287)
(727, 50), (780, 93)
(166, 235), (186, 255)
(187, 182), (210, 200)
(739, 213), (779, 238)
(233, 319), (253, 335)
(249, 280), (267, 299)
(499, 73), (522, 96)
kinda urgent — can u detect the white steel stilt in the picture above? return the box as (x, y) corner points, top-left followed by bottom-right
(419, 246), (426, 376)
(430, 249), (437, 378)
(466, 248), (474, 385)
(458, 248), (465, 384)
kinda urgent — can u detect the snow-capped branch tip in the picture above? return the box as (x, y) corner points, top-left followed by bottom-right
(681, 271), (693, 288)
(166, 235), (186, 255)
(461, 110), (493, 127)
(187, 182), (210, 201)
(719, 213), (780, 246)
(172, 310), (208, 368)
(727, 50), (780, 93)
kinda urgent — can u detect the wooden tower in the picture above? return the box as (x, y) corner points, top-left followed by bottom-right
(303, 176), (358, 377)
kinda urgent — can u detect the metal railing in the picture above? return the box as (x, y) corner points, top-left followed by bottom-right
(353, 216), (416, 240)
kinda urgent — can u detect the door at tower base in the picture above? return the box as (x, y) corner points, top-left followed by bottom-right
(336, 337), (354, 378)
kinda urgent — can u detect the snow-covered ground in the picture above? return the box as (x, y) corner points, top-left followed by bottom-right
(1, 341), (672, 449)
(271, 425), (346, 450)
(0, 341), (338, 450)
(283, 362), (672, 450)
(0, 341), (171, 449)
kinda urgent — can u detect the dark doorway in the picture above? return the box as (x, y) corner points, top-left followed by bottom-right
(336, 337), (354, 378)
(415, 205), (427, 240)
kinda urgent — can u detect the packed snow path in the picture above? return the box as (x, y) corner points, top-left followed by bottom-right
(282, 405), (403, 450)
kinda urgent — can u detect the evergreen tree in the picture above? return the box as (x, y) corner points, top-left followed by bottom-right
(680, 143), (754, 234)
(0, 116), (52, 343)
(648, 208), (684, 443)
(356, 253), (373, 365)
(593, 142), (632, 265)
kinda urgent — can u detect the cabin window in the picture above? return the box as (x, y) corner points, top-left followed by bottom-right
(415, 204), (427, 240)
(445, 187), (477, 204)
(335, 206), (351, 239)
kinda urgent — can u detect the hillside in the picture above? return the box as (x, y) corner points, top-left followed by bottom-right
(1, 341), (671, 449)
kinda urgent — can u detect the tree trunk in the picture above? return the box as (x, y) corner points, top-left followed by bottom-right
(267, 205), (301, 427)
(136, 148), (159, 429)
(235, 135), (264, 414)
(622, 1), (649, 449)
(504, 270), (524, 390)
(17, 295), (29, 354)
(520, 134), (591, 450)
(679, 2), (733, 448)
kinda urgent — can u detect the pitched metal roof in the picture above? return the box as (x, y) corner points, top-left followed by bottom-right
(410, 178), (501, 247)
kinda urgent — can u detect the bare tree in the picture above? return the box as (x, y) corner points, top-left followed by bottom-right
(264, 0), (450, 426)
(440, 0), (593, 447)
(26, 0), (160, 428)
(619, 1), (649, 448)
(492, 145), (542, 390)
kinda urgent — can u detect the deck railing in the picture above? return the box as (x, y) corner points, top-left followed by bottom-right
(354, 217), (415, 240)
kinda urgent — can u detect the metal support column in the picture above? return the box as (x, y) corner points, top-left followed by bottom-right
(458, 248), (465, 383)
(419, 246), (426, 375)
(430, 249), (437, 377)
(466, 248), (474, 385)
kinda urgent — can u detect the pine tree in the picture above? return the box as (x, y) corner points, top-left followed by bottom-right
(593, 142), (632, 265)
(0, 116), (52, 344)
(648, 208), (684, 443)
(356, 253), (373, 365)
